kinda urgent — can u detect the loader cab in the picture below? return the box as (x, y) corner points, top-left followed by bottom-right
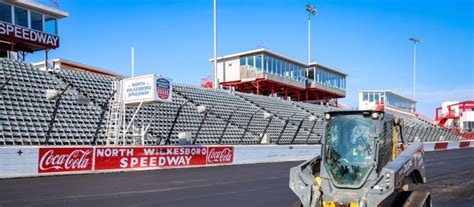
(322, 110), (397, 189)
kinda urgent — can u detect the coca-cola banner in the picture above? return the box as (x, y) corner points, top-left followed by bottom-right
(207, 146), (234, 164)
(95, 146), (206, 170)
(35, 146), (233, 174)
(38, 148), (93, 173)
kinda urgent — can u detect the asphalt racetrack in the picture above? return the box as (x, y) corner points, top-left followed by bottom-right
(1, 148), (473, 207)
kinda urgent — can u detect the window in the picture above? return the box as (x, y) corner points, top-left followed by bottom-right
(325, 114), (375, 188)
(307, 68), (314, 81)
(271, 57), (275, 74)
(256, 55), (262, 71)
(30, 11), (43, 31)
(248, 56), (254, 68)
(240, 56), (246, 66)
(0, 3), (12, 23)
(374, 93), (379, 103)
(316, 69), (320, 83)
(14, 7), (28, 27)
(363, 92), (368, 101)
(263, 56), (268, 72)
(44, 15), (57, 35)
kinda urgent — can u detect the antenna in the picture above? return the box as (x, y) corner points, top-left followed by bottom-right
(48, 0), (59, 8)
(131, 47), (134, 78)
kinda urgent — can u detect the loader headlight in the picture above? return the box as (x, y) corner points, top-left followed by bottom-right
(325, 113), (331, 120)
(385, 173), (391, 189)
(371, 112), (379, 119)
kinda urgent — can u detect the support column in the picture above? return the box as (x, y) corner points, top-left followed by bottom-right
(256, 81), (260, 95)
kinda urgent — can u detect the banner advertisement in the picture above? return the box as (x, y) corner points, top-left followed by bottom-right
(38, 147), (93, 173)
(95, 146), (208, 170)
(35, 146), (233, 174)
(95, 146), (233, 170)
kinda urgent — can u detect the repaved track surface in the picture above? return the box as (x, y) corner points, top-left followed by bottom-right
(0, 148), (473, 207)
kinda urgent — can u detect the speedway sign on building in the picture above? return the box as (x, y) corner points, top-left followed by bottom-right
(122, 74), (173, 105)
(0, 21), (60, 49)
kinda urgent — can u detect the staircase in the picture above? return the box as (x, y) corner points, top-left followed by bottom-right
(105, 81), (124, 145)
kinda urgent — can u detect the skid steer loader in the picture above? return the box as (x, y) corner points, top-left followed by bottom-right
(289, 110), (430, 207)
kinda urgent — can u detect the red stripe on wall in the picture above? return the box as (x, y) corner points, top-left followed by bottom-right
(459, 141), (471, 148)
(434, 142), (448, 150)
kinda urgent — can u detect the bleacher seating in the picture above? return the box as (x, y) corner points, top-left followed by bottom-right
(0, 58), (464, 146)
(0, 58), (102, 145)
(403, 117), (458, 142)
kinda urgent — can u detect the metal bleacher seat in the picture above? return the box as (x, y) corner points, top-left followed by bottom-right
(0, 58), (463, 146)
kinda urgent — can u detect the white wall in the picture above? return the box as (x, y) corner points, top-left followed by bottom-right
(233, 145), (320, 164)
(217, 57), (240, 83)
(460, 111), (474, 129)
(0, 147), (38, 178)
(1, 143), (472, 179)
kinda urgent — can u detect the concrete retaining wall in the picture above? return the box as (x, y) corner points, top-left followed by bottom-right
(0, 141), (472, 179)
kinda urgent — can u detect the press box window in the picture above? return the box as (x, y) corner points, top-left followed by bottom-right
(30, 11), (43, 31)
(14, 7), (28, 27)
(45, 16), (57, 35)
(0, 3), (12, 23)
(247, 56), (254, 68)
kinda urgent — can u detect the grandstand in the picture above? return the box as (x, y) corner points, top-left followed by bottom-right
(0, 58), (465, 146)
(0, 1), (465, 147)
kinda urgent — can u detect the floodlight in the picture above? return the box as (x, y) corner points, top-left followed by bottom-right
(197, 105), (207, 114)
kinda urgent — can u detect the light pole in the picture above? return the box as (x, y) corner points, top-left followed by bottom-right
(409, 37), (422, 101)
(213, 0), (218, 89)
(306, 4), (316, 64)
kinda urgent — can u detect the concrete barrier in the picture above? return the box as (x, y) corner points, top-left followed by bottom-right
(233, 145), (320, 165)
(0, 141), (472, 179)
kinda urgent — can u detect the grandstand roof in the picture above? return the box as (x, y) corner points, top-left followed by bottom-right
(32, 58), (125, 77)
(359, 89), (416, 103)
(8, 0), (69, 19)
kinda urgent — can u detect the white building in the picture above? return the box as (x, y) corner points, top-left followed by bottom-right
(358, 90), (416, 116)
(210, 48), (347, 103)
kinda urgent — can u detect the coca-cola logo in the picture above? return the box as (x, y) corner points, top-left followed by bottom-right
(207, 147), (233, 164)
(38, 148), (92, 173)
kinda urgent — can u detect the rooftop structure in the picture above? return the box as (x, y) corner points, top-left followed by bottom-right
(210, 48), (347, 104)
(33, 58), (124, 77)
(0, 0), (68, 58)
(358, 90), (416, 116)
(435, 101), (474, 139)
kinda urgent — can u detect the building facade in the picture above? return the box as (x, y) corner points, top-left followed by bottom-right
(0, 0), (68, 59)
(358, 90), (416, 116)
(210, 48), (347, 103)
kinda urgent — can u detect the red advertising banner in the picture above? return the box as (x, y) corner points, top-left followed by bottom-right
(94, 146), (234, 170)
(38, 147), (93, 173)
(37, 146), (234, 174)
(207, 146), (234, 164)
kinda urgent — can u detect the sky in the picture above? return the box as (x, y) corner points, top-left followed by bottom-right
(30, 0), (473, 118)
